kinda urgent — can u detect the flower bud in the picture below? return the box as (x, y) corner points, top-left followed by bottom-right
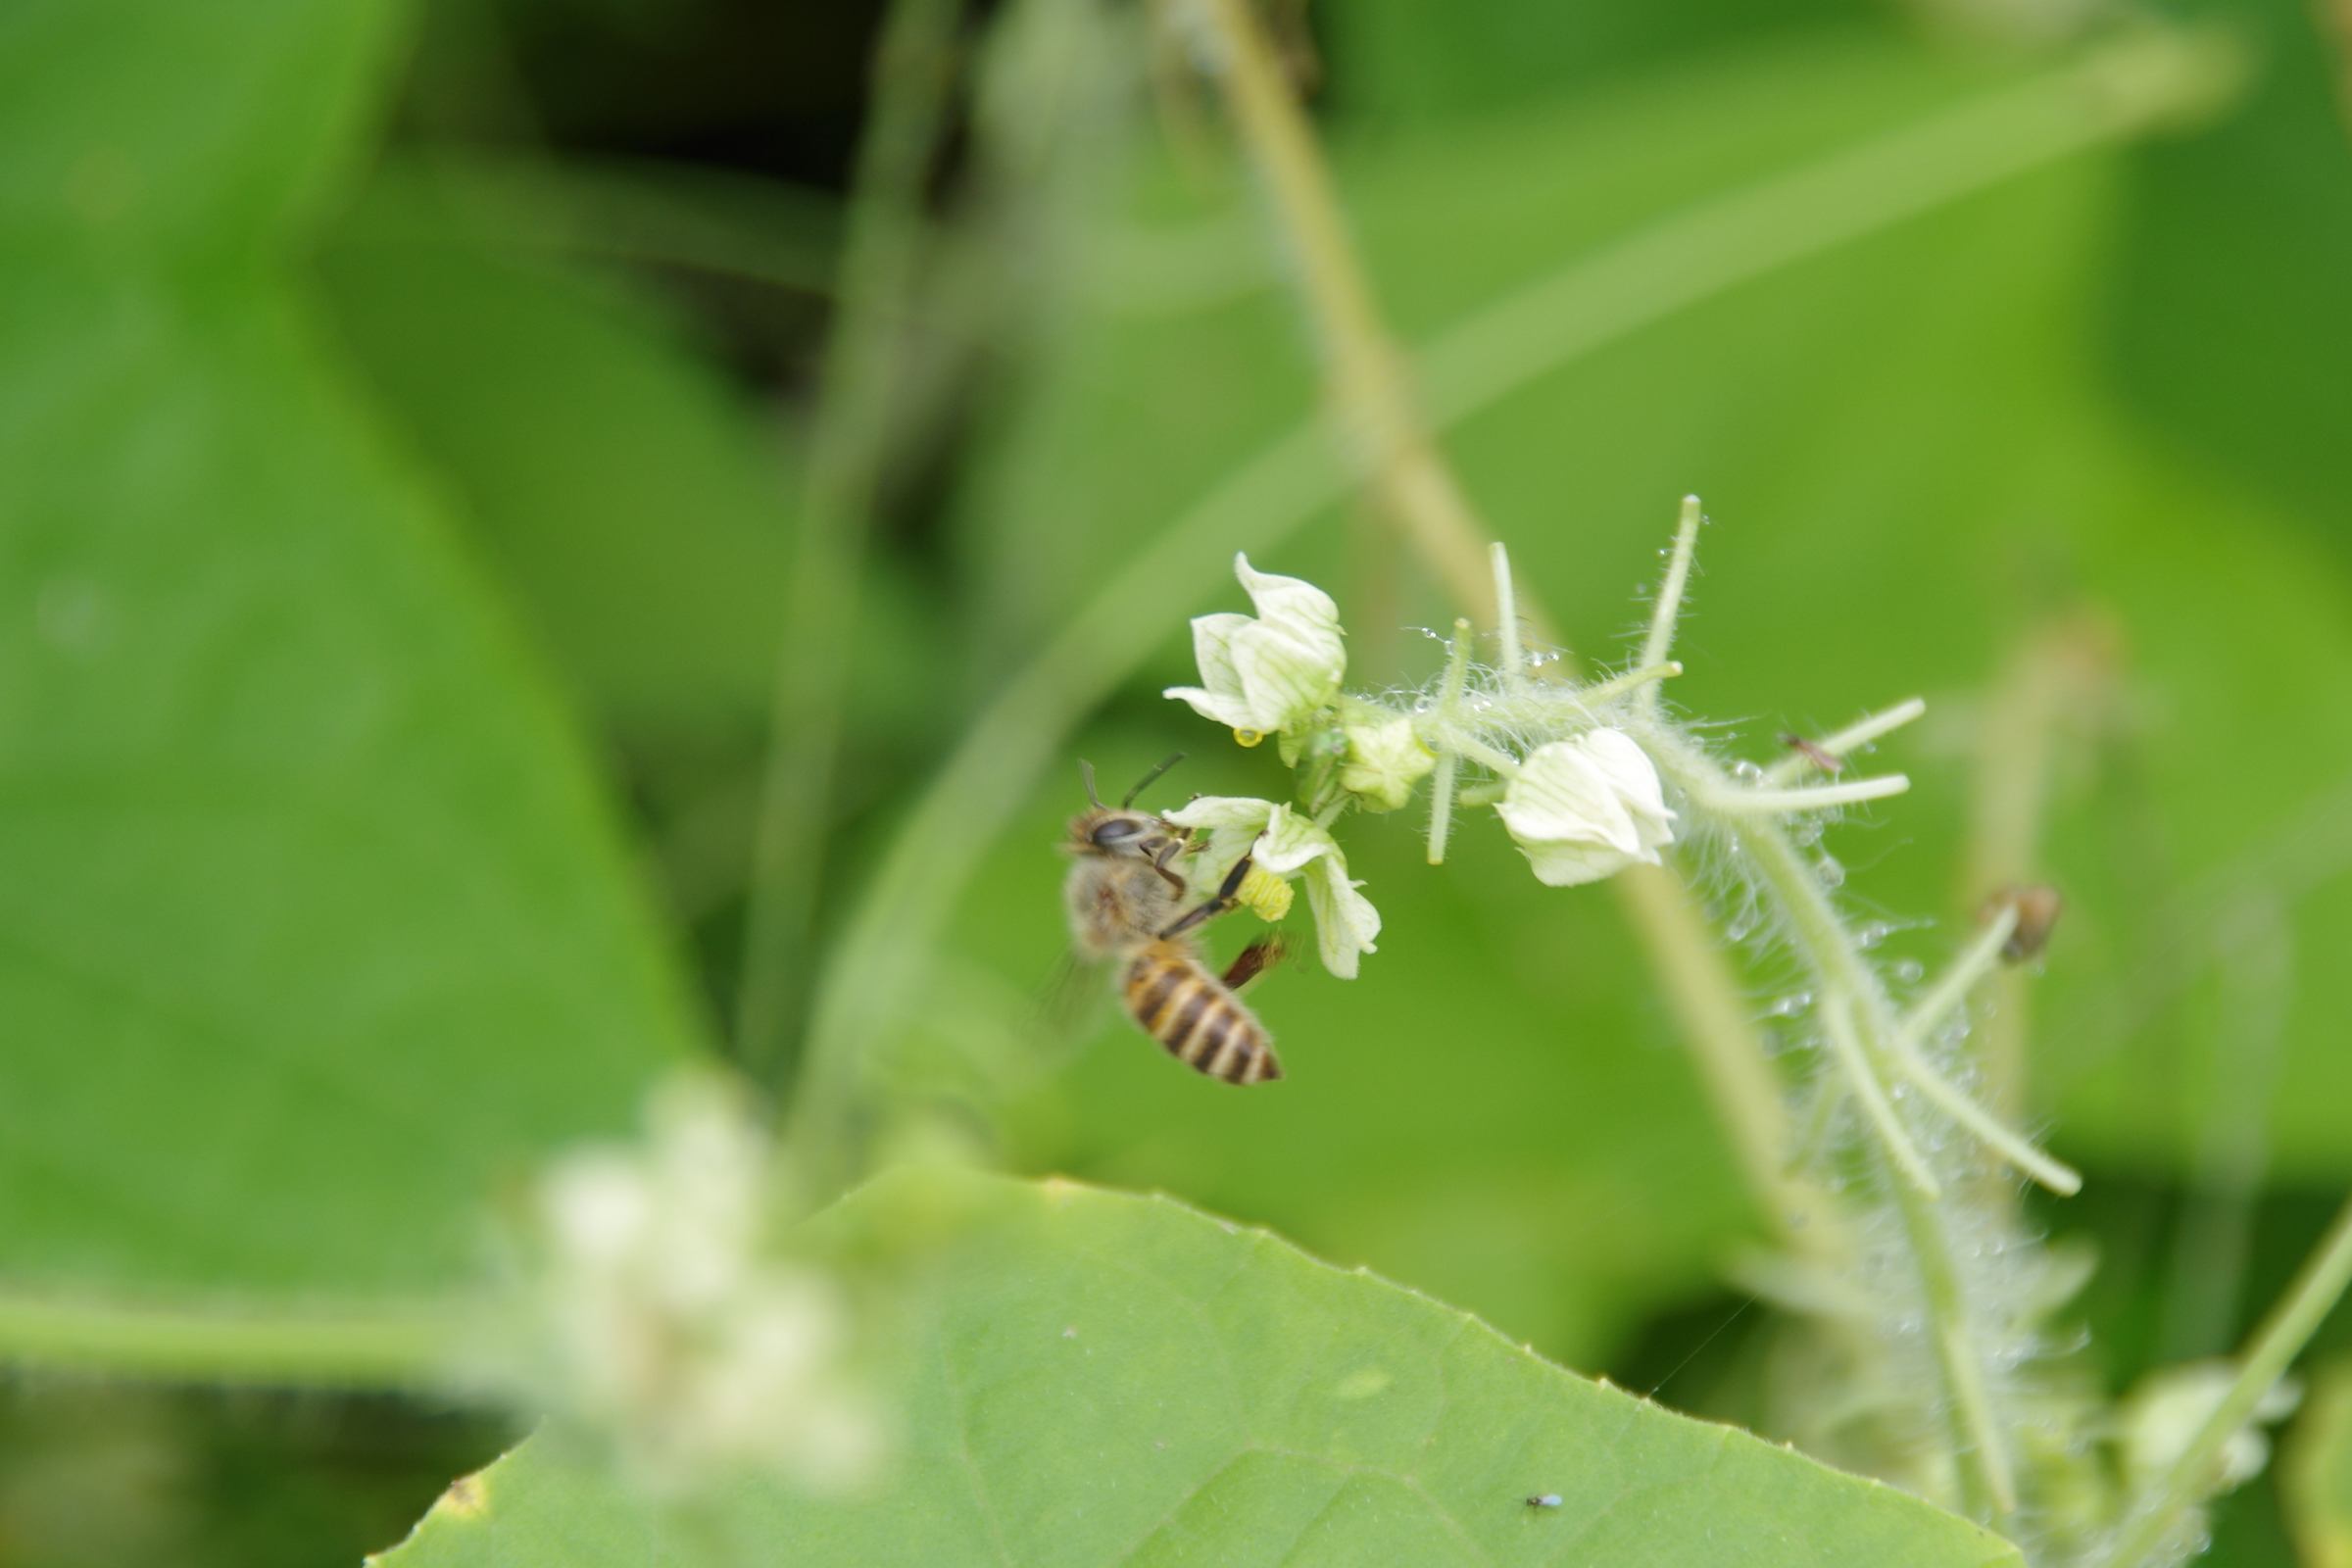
(1337, 709), (1436, 811)
(1496, 728), (1676, 887)
(1164, 555), (1347, 740)
(2121, 1362), (2301, 1495)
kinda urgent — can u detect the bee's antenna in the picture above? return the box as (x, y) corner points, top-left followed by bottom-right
(1080, 760), (1104, 808)
(1122, 752), (1186, 808)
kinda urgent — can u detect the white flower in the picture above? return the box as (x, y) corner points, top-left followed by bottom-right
(1496, 728), (1677, 887)
(525, 1073), (884, 1495)
(1337, 709), (1435, 811)
(2121, 1362), (2301, 1495)
(1162, 796), (1381, 978)
(1164, 555), (1346, 740)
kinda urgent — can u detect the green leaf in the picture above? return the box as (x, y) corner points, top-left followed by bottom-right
(375, 1169), (2020, 1568)
(312, 158), (800, 735)
(0, 0), (696, 1300)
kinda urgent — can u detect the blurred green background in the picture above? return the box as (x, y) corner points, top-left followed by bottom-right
(7, 0), (2352, 1559)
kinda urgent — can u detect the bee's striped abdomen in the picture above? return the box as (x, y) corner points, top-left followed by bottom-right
(1122, 943), (1281, 1085)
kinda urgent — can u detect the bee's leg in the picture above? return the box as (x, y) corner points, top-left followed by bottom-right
(1160, 854), (1253, 939)
(1149, 836), (1187, 894)
(1220, 935), (1284, 991)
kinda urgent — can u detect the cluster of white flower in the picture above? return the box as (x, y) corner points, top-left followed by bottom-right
(1160, 554), (1676, 976)
(529, 1074), (882, 1495)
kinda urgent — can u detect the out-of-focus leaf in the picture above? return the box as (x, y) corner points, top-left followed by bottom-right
(1318, 0), (1874, 130)
(0, 0), (696, 1298)
(938, 30), (2352, 1373)
(375, 1168), (2021, 1568)
(314, 158), (798, 734)
(2108, 0), (2352, 563)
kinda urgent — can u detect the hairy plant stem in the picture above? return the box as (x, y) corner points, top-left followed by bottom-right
(736, 0), (962, 1088)
(1639, 499), (1702, 708)
(2098, 1188), (2352, 1568)
(1424, 619), (1472, 864)
(1640, 721), (2019, 1523)
(787, 17), (2230, 1189)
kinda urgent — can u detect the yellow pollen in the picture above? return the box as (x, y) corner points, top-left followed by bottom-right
(1239, 867), (1294, 921)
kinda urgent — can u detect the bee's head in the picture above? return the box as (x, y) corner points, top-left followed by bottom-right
(1065, 807), (1164, 858)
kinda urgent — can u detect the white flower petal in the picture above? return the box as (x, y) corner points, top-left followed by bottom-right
(1496, 732), (1674, 887)
(1161, 684), (1258, 730)
(1235, 555), (1342, 635)
(1253, 804), (1336, 875)
(1230, 618), (1344, 731)
(1498, 743), (1642, 853)
(1162, 796), (1277, 831)
(1578, 728), (1676, 849)
(1302, 850), (1380, 978)
(1190, 612), (1251, 697)
(1162, 796), (1276, 890)
(1519, 838), (1644, 888)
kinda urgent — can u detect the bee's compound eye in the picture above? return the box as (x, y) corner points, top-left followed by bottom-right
(1091, 818), (1143, 846)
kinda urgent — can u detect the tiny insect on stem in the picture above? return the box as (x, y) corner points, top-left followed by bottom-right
(1780, 733), (1844, 773)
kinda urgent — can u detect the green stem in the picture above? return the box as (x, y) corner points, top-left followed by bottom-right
(1897, 906), (2017, 1048)
(0, 1291), (457, 1387)
(736, 0), (963, 1089)
(1889, 1037), (2082, 1197)
(1413, 722), (1520, 778)
(1645, 725), (2018, 1522)
(1570, 660), (1682, 711)
(1762, 697), (1927, 785)
(1701, 775), (1911, 813)
(1638, 497), (1701, 713)
(2097, 1187), (2352, 1568)
(1426, 618), (1472, 864)
(1492, 543), (1527, 689)
(1822, 987), (1940, 1198)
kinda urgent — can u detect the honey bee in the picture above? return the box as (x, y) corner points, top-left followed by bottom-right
(1062, 759), (1283, 1086)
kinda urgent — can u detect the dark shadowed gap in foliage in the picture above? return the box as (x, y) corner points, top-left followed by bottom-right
(0, 1380), (512, 1568)
(388, 0), (993, 582)
(1605, 1287), (1773, 1425)
(390, 0), (895, 392)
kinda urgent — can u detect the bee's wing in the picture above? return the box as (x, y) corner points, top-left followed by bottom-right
(1034, 946), (1116, 1064)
